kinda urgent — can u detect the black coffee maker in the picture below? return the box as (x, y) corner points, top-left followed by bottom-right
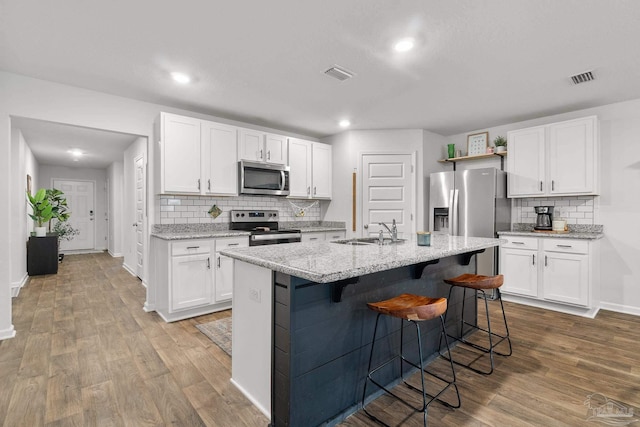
(534, 206), (554, 230)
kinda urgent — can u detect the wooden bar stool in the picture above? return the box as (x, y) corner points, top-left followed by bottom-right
(362, 293), (461, 426)
(440, 274), (512, 375)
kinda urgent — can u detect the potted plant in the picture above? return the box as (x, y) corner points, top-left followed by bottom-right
(46, 188), (71, 231)
(52, 220), (79, 262)
(493, 136), (507, 153)
(26, 188), (54, 237)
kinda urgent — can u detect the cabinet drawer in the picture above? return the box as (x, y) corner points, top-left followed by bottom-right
(501, 236), (538, 250)
(543, 239), (588, 254)
(171, 240), (211, 256)
(325, 231), (346, 241)
(216, 236), (249, 250)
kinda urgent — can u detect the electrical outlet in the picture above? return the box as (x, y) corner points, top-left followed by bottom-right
(249, 288), (261, 303)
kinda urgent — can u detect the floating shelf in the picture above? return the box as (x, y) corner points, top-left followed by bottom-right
(438, 151), (507, 170)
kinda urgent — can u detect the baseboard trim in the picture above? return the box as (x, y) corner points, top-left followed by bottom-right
(0, 325), (16, 340)
(108, 250), (123, 258)
(122, 263), (137, 277)
(599, 302), (640, 317)
(501, 294), (600, 318)
(230, 378), (271, 419)
(11, 274), (29, 297)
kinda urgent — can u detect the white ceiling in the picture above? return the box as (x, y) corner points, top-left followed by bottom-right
(2, 1), (640, 141)
(12, 117), (140, 169)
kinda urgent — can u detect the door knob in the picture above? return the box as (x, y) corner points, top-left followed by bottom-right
(364, 224), (369, 229)
(132, 223), (137, 227)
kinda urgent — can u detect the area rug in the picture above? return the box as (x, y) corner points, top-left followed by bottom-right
(196, 317), (232, 356)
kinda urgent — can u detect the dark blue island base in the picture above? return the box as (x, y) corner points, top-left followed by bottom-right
(271, 253), (480, 427)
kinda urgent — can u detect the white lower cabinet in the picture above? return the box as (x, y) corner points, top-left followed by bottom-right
(214, 237), (249, 302)
(500, 235), (598, 315)
(151, 235), (249, 322)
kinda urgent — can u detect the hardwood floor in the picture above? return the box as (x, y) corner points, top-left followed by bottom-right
(1, 252), (638, 426)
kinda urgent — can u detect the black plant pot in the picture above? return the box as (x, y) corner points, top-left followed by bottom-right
(58, 253), (65, 263)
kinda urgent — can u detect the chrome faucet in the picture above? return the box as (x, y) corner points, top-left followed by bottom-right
(379, 219), (397, 242)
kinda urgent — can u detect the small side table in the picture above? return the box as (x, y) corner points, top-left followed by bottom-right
(27, 235), (58, 276)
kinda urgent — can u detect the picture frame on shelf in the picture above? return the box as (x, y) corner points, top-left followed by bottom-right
(467, 131), (489, 156)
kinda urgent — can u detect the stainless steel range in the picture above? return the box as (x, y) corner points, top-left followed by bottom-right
(230, 210), (301, 246)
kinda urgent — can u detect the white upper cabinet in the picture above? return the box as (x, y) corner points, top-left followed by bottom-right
(507, 126), (545, 197)
(238, 128), (288, 165)
(288, 138), (332, 199)
(312, 142), (332, 199)
(507, 116), (598, 198)
(547, 118), (596, 195)
(202, 121), (238, 196)
(156, 113), (238, 195)
(160, 113), (202, 194)
(288, 138), (313, 198)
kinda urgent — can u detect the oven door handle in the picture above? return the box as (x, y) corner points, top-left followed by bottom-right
(251, 233), (302, 241)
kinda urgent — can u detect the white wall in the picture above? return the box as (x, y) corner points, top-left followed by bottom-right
(38, 165), (108, 250)
(107, 161), (124, 257)
(322, 129), (425, 237)
(443, 98), (640, 315)
(10, 128), (38, 297)
(0, 70), (319, 339)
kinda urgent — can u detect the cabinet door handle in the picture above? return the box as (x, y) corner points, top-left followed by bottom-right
(197, 179), (201, 190)
(313, 186), (317, 195)
(539, 181), (543, 191)
(227, 243), (240, 247)
(207, 258), (211, 269)
(260, 149), (263, 160)
(217, 256), (221, 268)
(512, 241), (525, 245)
(532, 254), (535, 265)
(208, 179), (211, 191)
(552, 180), (555, 191)
(556, 244), (572, 248)
(310, 237), (318, 241)
(186, 246), (200, 249)
(307, 186), (310, 195)
(545, 255), (548, 266)
(267, 150), (271, 161)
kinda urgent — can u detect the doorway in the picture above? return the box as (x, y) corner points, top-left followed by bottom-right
(361, 153), (415, 238)
(53, 179), (96, 251)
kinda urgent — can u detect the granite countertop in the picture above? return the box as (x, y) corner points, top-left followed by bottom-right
(498, 230), (603, 240)
(220, 234), (501, 283)
(151, 230), (250, 240)
(498, 223), (604, 240)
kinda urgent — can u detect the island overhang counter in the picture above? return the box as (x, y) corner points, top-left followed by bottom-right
(221, 234), (502, 427)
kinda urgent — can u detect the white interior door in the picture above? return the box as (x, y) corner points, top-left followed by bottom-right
(54, 179), (95, 251)
(361, 154), (414, 238)
(135, 156), (145, 278)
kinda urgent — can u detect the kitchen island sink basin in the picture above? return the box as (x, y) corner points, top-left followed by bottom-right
(331, 237), (406, 245)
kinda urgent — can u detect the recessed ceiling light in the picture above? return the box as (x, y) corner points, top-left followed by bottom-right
(394, 38), (415, 52)
(171, 72), (191, 84)
(339, 119), (351, 128)
(68, 149), (82, 157)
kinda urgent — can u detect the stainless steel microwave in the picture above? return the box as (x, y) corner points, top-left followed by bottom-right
(239, 160), (290, 196)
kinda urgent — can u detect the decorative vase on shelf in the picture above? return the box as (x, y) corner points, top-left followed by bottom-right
(495, 146), (506, 153)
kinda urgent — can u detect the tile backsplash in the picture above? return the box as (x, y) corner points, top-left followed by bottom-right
(158, 195), (324, 225)
(512, 195), (598, 225)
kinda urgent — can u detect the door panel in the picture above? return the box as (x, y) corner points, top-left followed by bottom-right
(54, 179), (95, 251)
(362, 154), (413, 238)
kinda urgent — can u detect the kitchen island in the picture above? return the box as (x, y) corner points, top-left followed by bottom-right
(221, 234), (501, 426)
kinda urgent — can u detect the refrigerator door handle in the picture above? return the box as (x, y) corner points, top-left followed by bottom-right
(452, 189), (459, 235)
(448, 190), (454, 235)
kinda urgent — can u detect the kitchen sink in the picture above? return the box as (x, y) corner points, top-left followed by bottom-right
(331, 238), (406, 246)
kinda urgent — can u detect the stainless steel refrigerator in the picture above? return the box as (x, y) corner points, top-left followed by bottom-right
(429, 167), (510, 276)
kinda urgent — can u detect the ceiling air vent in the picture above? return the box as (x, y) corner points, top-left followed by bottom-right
(324, 65), (354, 82)
(570, 70), (595, 85)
